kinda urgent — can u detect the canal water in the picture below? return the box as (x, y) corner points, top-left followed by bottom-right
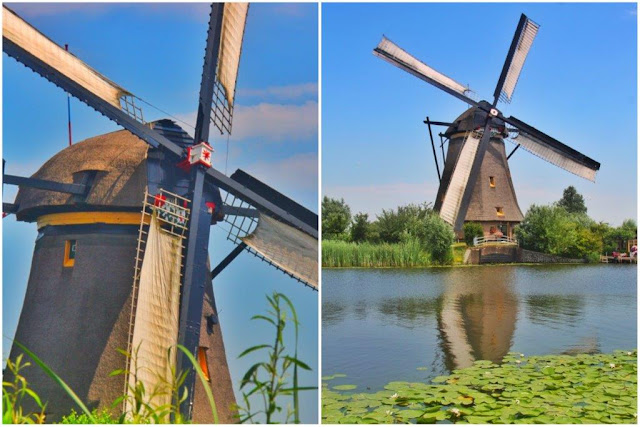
(322, 265), (637, 392)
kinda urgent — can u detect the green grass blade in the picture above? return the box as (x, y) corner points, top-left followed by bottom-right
(12, 341), (95, 422)
(177, 344), (219, 424)
(278, 293), (302, 423)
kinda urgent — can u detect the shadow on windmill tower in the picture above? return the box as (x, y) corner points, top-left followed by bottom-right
(374, 14), (601, 260)
(2, 2), (317, 423)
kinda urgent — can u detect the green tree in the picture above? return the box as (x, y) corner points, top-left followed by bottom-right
(621, 219), (637, 236)
(415, 213), (455, 264)
(516, 204), (602, 260)
(557, 186), (587, 214)
(463, 222), (484, 246)
(350, 212), (370, 243)
(322, 197), (351, 240)
(603, 219), (637, 253)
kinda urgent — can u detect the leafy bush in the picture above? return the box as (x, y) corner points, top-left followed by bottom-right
(60, 409), (120, 424)
(375, 203), (432, 244)
(463, 222), (484, 246)
(415, 213), (455, 264)
(515, 205), (602, 260)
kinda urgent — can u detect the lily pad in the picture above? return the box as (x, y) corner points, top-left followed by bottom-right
(333, 384), (358, 391)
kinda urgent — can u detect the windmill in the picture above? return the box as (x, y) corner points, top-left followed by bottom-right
(2, 3), (317, 422)
(374, 14), (600, 239)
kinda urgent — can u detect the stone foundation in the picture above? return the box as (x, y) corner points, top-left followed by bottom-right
(464, 246), (586, 265)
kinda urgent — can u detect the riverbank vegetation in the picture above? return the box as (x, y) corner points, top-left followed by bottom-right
(322, 350), (637, 424)
(516, 186), (637, 262)
(323, 187), (637, 267)
(322, 198), (454, 266)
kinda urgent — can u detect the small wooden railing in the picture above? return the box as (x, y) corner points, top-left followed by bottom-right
(473, 235), (519, 247)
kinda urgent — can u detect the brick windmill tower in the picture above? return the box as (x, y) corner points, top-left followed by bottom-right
(3, 3), (317, 422)
(374, 15), (600, 239)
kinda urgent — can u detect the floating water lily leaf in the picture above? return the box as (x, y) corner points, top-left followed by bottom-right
(332, 384), (358, 391)
(322, 350), (637, 424)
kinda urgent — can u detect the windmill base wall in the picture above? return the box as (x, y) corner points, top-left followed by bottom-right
(464, 246), (587, 265)
(6, 223), (237, 422)
(7, 225), (137, 421)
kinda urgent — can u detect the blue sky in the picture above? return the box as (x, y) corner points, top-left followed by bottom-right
(322, 3), (637, 226)
(2, 3), (317, 422)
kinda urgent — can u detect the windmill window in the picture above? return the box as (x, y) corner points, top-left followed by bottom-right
(496, 207), (504, 217)
(198, 347), (211, 382)
(489, 176), (495, 187)
(63, 240), (76, 267)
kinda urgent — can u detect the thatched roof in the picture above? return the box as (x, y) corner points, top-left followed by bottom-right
(15, 129), (148, 222)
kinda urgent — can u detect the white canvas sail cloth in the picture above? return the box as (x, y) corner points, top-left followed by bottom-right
(511, 131), (597, 182)
(3, 6), (129, 109)
(242, 214), (318, 289)
(374, 36), (470, 97)
(217, 3), (249, 107)
(498, 18), (539, 103)
(126, 214), (183, 413)
(439, 131), (482, 225)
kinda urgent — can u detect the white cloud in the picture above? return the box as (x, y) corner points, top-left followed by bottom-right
(323, 181), (439, 218)
(175, 101), (318, 143)
(237, 83), (317, 101)
(233, 101), (317, 142)
(245, 152), (318, 195)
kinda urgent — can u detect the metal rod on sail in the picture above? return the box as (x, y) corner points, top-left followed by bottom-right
(425, 116), (441, 182)
(507, 144), (521, 160)
(65, 44), (72, 146)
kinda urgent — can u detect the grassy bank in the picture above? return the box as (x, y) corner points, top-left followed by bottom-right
(322, 350), (637, 424)
(322, 240), (431, 268)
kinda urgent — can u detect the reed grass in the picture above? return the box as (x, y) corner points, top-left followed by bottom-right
(322, 240), (431, 268)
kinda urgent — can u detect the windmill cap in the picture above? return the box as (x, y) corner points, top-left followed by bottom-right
(445, 107), (508, 138)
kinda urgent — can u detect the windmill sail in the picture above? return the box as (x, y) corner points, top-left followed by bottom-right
(225, 169), (318, 289)
(243, 214), (318, 289)
(494, 14), (539, 104)
(218, 3), (248, 108)
(3, 6), (143, 121)
(439, 131), (481, 225)
(211, 3), (249, 135)
(506, 116), (600, 182)
(373, 36), (477, 106)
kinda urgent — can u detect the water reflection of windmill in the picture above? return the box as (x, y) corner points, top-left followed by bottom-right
(437, 269), (518, 370)
(3, 3), (317, 422)
(374, 14), (600, 239)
